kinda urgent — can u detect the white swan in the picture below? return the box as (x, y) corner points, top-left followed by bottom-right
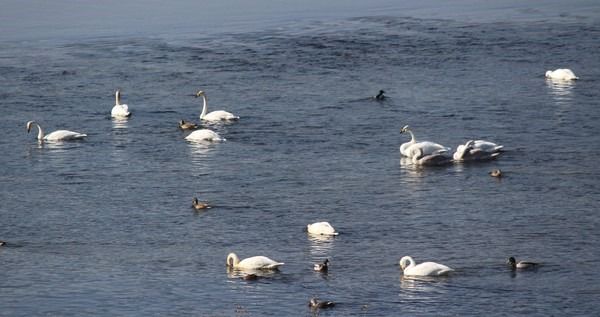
(453, 140), (503, 162)
(226, 252), (284, 270)
(400, 126), (450, 159)
(196, 90), (239, 122)
(26, 121), (87, 141)
(545, 68), (578, 81)
(399, 125), (417, 156)
(185, 129), (224, 143)
(307, 222), (339, 236)
(411, 147), (452, 166)
(399, 256), (454, 277)
(111, 89), (131, 118)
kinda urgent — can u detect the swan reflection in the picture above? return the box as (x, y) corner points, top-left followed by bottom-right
(307, 233), (335, 256)
(546, 78), (575, 100)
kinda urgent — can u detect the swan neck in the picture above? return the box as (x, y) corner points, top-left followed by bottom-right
(33, 122), (44, 140)
(200, 94), (208, 119)
(227, 253), (239, 267)
(408, 130), (416, 143)
(115, 91), (120, 106)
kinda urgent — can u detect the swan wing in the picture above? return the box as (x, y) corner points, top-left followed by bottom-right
(307, 222), (338, 235)
(405, 262), (453, 276)
(185, 129), (224, 142)
(111, 104), (131, 117)
(203, 110), (239, 121)
(238, 256), (284, 270)
(44, 130), (87, 141)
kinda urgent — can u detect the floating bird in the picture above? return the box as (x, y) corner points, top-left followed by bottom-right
(111, 89), (131, 118)
(185, 129), (224, 142)
(453, 140), (504, 162)
(0, 240), (6, 246)
(226, 252), (284, 270)
(489, 169), (503, 178)
(314, 259), (329, 272)
(399, 126), (451, 161)
(179, 119), (198, 130)
(192, 197), (211, 210)
(26, 121), (87, 142)
(309, 298), (335, 309)
(374, 90), (386, 101)
(507, 257), (539, 270)
(399, 256), (454, 277)
(196, 90), (239, 122)
(307, 222), (339, 236)
(545, 68), (578, 81)
(411, 147), (453, 166)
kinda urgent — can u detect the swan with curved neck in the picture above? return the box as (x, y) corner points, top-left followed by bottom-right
(453, 140), (503, 162)
(399, 256), (453, 276)
(399, 125), (417, 156)
(400, 125), (451, 163)
(111, 89), (131, 118)
(196, 90), (239, 121)
(226, 252), (284, 270)
(26, 121), (87, 141)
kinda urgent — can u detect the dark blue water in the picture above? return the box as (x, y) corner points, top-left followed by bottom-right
(2, 2), (600, 316)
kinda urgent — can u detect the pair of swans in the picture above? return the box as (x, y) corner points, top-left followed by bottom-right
(400, 126), (503, 165)
(545, 68), (578, 81)
(185, 90), (239, 143)
(26, 121), (87, 142)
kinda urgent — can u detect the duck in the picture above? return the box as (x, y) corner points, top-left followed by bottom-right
(399, 256), (454, 277)
(26, 121), (87, 142)
(0, 240), (6, 246)
(545, 68), (578, 81)
(196, 90), (239, 122)
(489, 169), (503, 178)
(111, 89), (131, 118)
(192, 197), (211, 210)
(179, 120), (198, 130)
(507, 257), (539, 270)
(453, 140), (503, 162)
(314, 259), (329, 272)
(309, 298), (335, 309)
(226, 252), (284, 270)
(399, 126), (450, 159)
(307, 222), (339, 236)
(185, 129), (224, 143)
(374, 90), (386, 101)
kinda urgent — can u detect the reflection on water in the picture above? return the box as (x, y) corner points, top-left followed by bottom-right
(226, 266), (281, 279)
(546, 78), (575, 105)
(187, 141), (217, 167)
(111, 118), (129, 129)
(307, 233), (335, 257)
(399, 275), (451, 302)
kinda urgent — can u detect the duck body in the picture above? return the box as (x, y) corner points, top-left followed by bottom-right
(307, 222), (339, 236)
(453, 140), (503, 162)
(400, 256), (454, 277)
(197, 90), (239, 122)
(185, 129), (224, 142)
(314, 259), (329, 272)
(192, 197), (211, 210)
(489, 169), (503, 177)
(179, 120), (198, 130)
(27, 121), (87, 141)
(374, 90), (386, 100)
(226, 252), (284, 270)
(309, 298), (335, 309)
(545, 68), (578, 81)
(508, 257), (539, 270)
(111, 90), (131, 118)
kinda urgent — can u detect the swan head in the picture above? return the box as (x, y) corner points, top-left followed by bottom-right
(226, 252), (240, 267)
(400, 125), (410, 133)
(195, 90), (205, 98)
(26, 121), (34, 133)
(399, 256), (414, 270)
(545, 70), (552, 78)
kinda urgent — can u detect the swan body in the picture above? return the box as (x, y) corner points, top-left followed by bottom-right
(26, 121), (87, 141)
(307, 222), (339, 236)
(226, 252), (284, 270)
(192, 197), (211, 210)
(399, 256), (454, 276)
(196, 90), (239, 121)
(508, 257), (539, 270)
(314, 259), (329, 272)
(453, 140), (503, 162)
(545, 68), (578, 81)
(185, 129), (224, 142)
(411, 147), (453, 166)
(179, 120), (198, 130)
(111, 89), (131, 118)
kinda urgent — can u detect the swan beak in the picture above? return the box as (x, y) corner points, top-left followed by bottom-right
(195, 90), (204, 97)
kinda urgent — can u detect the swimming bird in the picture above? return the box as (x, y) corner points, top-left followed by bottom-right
(399, 256), (454, 277)
(314, 259), (329, 272)
(489, 169), (503, 178)
(545, 68), (578, 81)
(111, 89), (131, 118)
(0, 240), (6, 246)
(309, 298), (335, 309)
(196, 90), (239, 122)
(307, 222), (339, 236)
(192, 197), (211, 210)
(179, 120), (198, 130)
(507, 257), (539, 270)
(411, 147), (453, 166)
(185, 129), (224, 143)
(453, 140), (504, 162)
(26, 121), (87, 141)
(374, 90), (386, 100)
(399, 126), (450, 160)
(226, 252), (284, 270)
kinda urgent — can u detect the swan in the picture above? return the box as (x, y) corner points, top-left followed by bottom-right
(489, 169), (503, 177)
(400, 126), (450, 158)
(309, 298), (335, 309)
(314, 259), (329, 272)
(507, 257), (539, 270)
(179, 119), (198, 130)
(411, 147), (452, 166)
(399, 256), (454, 277)
(111, 89), (131, 118)
(26, 121), (87, 141)
(192, 197), (211, 210)
(545, 68), (578, 81)
(453, 140), (503, 162)
(307, 222), (339, 236)
(226, 252), (284, 270)
(399, 125), (417, 156)
(185, 129), (224, 142)
(196, 90), (239, 122)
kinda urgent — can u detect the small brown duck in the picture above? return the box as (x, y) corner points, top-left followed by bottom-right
(192, 197), (211, 210)
(179, 119), (198, 130)
(489, 169), (503, 178)
(507, 257), (539, 270)
(314, 259), (329, 272)
(309, 298), (335, 309)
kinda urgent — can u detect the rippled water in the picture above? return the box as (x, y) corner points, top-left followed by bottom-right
(2, 3), (600, 316)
